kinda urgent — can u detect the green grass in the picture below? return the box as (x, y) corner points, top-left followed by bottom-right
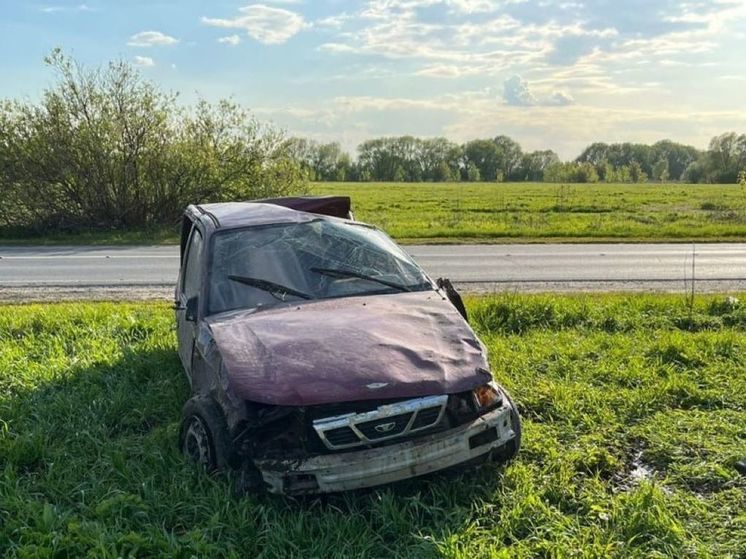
(0, 226), (179, 246)
(3, 182), (746, 245)
(312, 181), (746, 243)
(1, 294), (745, 557)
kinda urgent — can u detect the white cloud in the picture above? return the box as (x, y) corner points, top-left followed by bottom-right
(313, 0), (744, 96)
(127, 31), (179, 47)
(416, 64), (475, 78)
(315, 3), (617, 76)
(40, 4), (91, 13)
(133, 56), (155, 67)
(202, 4), (308, 45)
(503, 75), (575, 107)
(218, 34), (242, 45)
(318, 42), (358, 54)
(445, 0), (504, 14)
(546, 91), (575, 106)
(315, 13), (352, 28)
(503, 75), (538, 106)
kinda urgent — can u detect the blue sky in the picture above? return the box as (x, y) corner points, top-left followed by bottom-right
(2, 0), (745, 158)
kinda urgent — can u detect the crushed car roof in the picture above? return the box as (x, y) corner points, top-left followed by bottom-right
(196, 196), (351, 230)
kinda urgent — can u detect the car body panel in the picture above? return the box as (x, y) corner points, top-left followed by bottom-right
(195, 201), (333, 230)
(205, 290), (491, 406)
(250, 196), (351, 219)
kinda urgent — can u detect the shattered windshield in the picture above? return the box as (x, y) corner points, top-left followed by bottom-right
(208, 219), (432, 314)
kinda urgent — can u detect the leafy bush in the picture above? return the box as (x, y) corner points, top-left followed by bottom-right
(0, 50), (305, 234)
(543, 161), (600, 183)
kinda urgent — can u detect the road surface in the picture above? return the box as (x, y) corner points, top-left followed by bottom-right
(0, 243), (744, 300)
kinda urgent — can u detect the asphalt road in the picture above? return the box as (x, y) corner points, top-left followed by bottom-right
(0, 244), (744, 299)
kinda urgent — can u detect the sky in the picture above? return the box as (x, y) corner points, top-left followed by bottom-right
(1, 0), (746, 159)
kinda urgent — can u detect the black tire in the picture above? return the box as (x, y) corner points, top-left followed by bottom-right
(493, 387), (522, 462)
(179, 395), (235, 471)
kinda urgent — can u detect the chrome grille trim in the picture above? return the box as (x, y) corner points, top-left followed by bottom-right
(313, 395), (448, 450)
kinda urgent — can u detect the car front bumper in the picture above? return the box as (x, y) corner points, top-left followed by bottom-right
(254, 401), (517, 495)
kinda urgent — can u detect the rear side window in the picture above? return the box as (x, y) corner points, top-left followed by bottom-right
(182, 228), (203, 299)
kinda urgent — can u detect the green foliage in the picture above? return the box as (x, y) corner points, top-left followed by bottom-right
(0, 50), (305, 234)
(303, 133), (741, 185)
(544, 161), (599, 183)
(520, 150), (561, 181)
(652, 159), (670, 182)
(465, 161), (481, 182)
(1, 294), (745, 557)
(577, 140), (700, 182)
(356, 136), (462, 182)
(704, 132), (746, 183)
(628, 161), (648, 183)
(493, 135), (524, 180)
(285, 138), (352, 182)
(464, 138), (501, 181)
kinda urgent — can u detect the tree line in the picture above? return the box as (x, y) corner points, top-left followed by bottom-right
(288, 133), (746, 184)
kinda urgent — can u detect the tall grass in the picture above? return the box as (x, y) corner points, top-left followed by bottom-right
(1, 294), (745, 557)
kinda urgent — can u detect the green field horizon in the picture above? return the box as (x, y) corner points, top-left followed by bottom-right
(313, 181), (746, 243)
(1, 181), (745, 245)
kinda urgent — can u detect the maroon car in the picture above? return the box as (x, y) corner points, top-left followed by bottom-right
(175, 196), (521, 494)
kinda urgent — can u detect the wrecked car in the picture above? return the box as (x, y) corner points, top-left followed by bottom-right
(174, 196), (521, 495)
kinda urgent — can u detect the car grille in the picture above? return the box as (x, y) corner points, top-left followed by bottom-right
(324, 426), (359, 447)
(312, 395), (447, 450)
(356, 412), (413, 440)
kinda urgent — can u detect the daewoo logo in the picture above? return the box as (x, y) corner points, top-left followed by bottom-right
(366, 382), (389, 390)
(374, 422), (396, 433)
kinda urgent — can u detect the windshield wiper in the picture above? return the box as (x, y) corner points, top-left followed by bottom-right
(310, 267), (412, 292)
(228, 275), (311, 300)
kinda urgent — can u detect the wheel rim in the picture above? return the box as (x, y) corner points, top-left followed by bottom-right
(183, 415), (213, 468)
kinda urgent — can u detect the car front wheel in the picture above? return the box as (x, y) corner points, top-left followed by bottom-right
(179, 396), (234, 471)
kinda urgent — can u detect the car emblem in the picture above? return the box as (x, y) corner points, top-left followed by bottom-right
(374, 422), (397, 433)
(366, 382), (389, 390)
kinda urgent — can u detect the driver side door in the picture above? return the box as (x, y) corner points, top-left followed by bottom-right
(176, 224), (204, 377)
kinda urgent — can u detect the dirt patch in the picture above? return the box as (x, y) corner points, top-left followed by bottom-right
(0, 285), (172, 303)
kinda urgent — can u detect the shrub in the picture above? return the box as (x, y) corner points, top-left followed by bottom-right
(0, 50), (305, 234)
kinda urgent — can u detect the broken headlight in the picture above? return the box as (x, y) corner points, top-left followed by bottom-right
(472, 381), (502, 410)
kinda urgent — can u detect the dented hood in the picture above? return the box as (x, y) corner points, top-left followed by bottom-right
(206, 291), (491, 406)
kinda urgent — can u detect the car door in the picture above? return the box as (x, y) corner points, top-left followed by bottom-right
(176, 223), (204, 377)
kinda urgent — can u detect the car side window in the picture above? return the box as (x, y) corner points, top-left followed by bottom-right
(182, 227), (203, 299)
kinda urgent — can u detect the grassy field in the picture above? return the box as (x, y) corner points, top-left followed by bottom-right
(0, 227), (179, 246)
(313, 181), (746, 243)
(1, 294), (745, 557)
(2, 182), (745, 245)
